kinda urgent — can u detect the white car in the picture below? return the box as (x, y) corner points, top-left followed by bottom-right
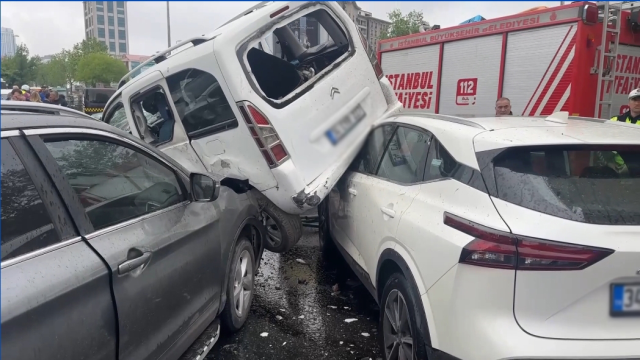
(320, 112), (640, 360)
(101, 1), (401, 253)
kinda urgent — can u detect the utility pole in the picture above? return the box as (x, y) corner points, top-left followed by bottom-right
(166, 1), (172, 48)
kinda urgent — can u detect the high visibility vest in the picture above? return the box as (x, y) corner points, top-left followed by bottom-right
(609, 114), (637, 169)
(610, 113), (639, 125)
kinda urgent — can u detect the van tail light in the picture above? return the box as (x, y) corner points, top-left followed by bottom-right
(237, 101), (290, 168)
(443, 213), (614, 271)
(357, 28), (384, 80)
(582, 4), (598, 25)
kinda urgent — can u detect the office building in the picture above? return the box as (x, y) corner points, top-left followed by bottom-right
(338, 1), (390, 50)
(83, 1), (129, 55)
(1, 27), (18, 58)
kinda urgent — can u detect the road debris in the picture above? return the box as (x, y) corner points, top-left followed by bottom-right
(344, 318), (358, 323)
(260, 332), (268, 337)
(296, 259), (308, 265)
(276, 315), (283, 320)
(361, 333), (370, 337)
(327, 305), (337, 309)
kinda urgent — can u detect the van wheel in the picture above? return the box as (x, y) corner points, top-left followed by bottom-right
(253, 190), (302, 253)
(380, 273), (430, 360)
(221, 238), (255, 333)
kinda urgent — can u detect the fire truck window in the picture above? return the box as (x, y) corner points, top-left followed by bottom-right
(246, 8), (350, 100)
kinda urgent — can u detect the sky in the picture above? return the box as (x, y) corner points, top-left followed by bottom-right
(1, 1), (562, 57)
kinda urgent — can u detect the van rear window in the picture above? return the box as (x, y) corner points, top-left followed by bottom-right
(492, 146), (640, 225)
(245, 7), (350, 101)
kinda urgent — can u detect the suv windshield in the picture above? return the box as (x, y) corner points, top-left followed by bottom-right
(492, 145), (640, 225)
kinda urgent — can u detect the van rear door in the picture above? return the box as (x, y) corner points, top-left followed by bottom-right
(230, 2), (389, 186)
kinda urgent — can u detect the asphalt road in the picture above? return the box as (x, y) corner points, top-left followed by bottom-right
(207, 227), (383, 360)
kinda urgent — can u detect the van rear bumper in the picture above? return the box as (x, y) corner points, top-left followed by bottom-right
(264, 100), (402, 215)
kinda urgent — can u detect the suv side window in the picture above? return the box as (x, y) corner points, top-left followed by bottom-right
(130, 87), (175, 146)
(165, 68), (237, 138)
(1, 140), (61, 262)
(377, 126), (432, 184)
(103, 101), (130, 132)
(43, 138), (185, 231)
(424, 139), (460, 181)
(350, 124), (395, 174)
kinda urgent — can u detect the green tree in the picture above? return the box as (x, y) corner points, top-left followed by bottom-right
(380, 9), (425, 39)
(1, 44), (41, 86)
(73, 37), (109, 57)
(76, 53), (128, 87)
(36, 61), (66, 87)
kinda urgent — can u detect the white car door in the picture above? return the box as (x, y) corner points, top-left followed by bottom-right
(350, 125), (433, 279)
(330, 124), (396, 270)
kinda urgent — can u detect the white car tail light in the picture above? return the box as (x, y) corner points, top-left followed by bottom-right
(444, 212), (614, 271)
(237, 101), (290, 167)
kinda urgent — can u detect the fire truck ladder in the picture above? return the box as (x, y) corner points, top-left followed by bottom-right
(594, 1), (623, 119)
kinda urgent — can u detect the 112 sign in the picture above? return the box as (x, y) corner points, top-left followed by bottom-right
(456, 78), (478, 106)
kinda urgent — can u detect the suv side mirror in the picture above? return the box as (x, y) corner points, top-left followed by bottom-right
(190, 173), (219, 202)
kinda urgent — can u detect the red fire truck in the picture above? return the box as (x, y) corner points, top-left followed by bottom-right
(376, 1), (640, 119)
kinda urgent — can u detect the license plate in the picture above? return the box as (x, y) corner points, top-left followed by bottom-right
(326, 104), (366, 145)
(611, 283), (640, 316)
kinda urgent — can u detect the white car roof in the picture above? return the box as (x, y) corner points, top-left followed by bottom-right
(378, 112), (640, 170)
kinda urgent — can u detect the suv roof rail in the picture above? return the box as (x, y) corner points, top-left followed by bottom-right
(117, 36), (211, 89)
(407, 112), (487, 130)
(217, 1), (272, 29)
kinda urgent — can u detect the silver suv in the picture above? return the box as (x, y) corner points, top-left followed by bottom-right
(0, 112), (266, 360)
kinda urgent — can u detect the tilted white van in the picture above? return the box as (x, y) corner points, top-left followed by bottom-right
(102, 1), (401, 252)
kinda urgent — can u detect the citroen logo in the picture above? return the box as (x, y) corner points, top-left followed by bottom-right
(330, 87), (340, 99)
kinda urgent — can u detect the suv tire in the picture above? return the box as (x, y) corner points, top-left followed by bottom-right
(380, 272), (430, 360)
(253, 190), (302, 253)
(221, 238), (256, 333)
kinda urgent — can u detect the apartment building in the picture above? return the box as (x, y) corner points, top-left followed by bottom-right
(338, 1), (390, 50)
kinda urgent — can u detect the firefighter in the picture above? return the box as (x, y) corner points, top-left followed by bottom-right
(611, 89), (640, 124)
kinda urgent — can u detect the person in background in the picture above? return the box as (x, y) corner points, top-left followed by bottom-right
(58, 94), (68, 107)
(40, 85), (49, 101)
(611, 88), (640, 125)
(9, 88), (23, 100)
(30, 90), (42, 103)
(48, 90), (67, 106)
(42, 90), (51, 103)
(495, 97), (513, 116)
(21, 85), (31, 101)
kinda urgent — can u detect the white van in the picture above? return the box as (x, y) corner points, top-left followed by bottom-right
(101, 1), (401, 252)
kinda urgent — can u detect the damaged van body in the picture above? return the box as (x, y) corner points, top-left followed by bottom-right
(101, 1), (401, 253)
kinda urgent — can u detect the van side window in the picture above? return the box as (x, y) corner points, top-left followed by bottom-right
(245, 8), (350, 100)
(165, 68), (237, 138)
(130, 88), (175, 146)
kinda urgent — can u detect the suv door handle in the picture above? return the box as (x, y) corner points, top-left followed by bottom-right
(348, 188), (357, 196)
(381, 207), (396, 218)
(118, 252), (152, 275)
